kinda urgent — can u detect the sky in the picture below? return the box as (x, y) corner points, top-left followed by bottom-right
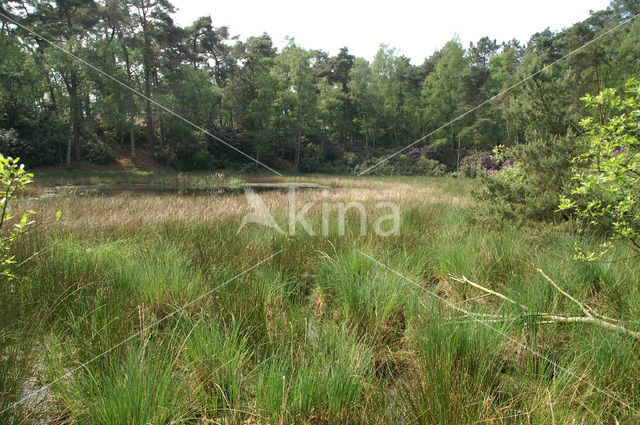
(173, 0), (612, 64)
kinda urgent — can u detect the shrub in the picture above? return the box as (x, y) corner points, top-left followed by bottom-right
(560, 79), (640, 255)
(352, 154), (447, 177)
(0, 155), (34, 280)
(415, 157), (447, 176)
(298, 138), (323, 173)
(352, 156), (394, 176)
(459, 146), (511, 178)
(82, 140), (115, 165)
(173, 134), (215, 171)
(1, 110), (67, 167)
(329, 151), (358, 174)
(475, 134), (583, 221)
(0, 129), (36, 165)
(393, 154), (418, 175)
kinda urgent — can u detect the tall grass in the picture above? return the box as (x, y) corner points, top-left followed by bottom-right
(255, 323), (373, 424)
(46, 343), (193, 425)
(1, 174), (639, 424)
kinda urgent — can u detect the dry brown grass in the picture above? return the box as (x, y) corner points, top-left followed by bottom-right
(19, 176), (469, 232)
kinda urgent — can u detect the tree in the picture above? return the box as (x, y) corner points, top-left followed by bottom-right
(273, 41), (317, 171)
(225, 34), (277, 162)
(421, 40), (467, 169)
(348, 58), (381, 156)
(128, 0), (175, 149)
(560, 79), (640, 255)
(99, 0), (140, 160)
(185, 16), (234, 87)
(26, 0), (100, 168)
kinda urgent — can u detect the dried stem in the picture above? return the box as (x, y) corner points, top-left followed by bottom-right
(450, 272), (640, 340)
(537, 268), (594, 318)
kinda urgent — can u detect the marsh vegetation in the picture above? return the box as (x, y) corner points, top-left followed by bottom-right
(1, 174), (639, 424)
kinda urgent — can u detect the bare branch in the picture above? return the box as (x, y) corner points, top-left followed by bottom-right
(537, 268), (594, 318)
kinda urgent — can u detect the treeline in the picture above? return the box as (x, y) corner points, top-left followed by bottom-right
(0, 0), (639, 172)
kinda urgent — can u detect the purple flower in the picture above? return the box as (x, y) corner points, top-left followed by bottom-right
(409, 148), (421, 158)
(613, 146), (629, 157)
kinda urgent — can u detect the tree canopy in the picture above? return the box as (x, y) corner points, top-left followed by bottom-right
(0, 0), (639, 172)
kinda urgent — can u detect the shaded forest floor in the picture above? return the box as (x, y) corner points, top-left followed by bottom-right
(35, 145), (167, 173)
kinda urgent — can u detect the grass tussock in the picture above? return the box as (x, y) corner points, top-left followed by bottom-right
(1, 174), (639, 424)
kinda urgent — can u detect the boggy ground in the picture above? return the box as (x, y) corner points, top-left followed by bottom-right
(1, 173), (640, 424)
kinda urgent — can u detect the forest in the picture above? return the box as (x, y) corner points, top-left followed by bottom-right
(0, 0), (638, 173)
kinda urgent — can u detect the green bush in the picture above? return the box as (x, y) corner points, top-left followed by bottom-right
(0, 155), (34, 280)
(82, 140), (115, 165)
(352, 154), (446, 176)
(298, 139), (323, 173)
(172, 135), (215, 171)
(0, 129), (40, 166)
(415, 156), (447, 176)
(560, 79), (640, 255)
(1, 113), (67, 167)
(352, 156), (394, 176)
(342, 152), (358, 169)
(474, 133), (583, 221)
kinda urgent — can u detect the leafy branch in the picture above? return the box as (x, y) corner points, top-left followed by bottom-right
(0, 155), (35, 280)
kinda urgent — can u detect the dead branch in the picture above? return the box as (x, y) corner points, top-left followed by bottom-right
(450, 273), (640, 340)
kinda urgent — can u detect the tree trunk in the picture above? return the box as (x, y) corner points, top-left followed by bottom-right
(294, 127), (301, 172)
(66, 135), (72, 170)
(73, 113), (81, 162)
(84, 91), (92, 123)
(129, 89), (136, 161)
(160, 116), (166, 149)
(143, 39), (154, 148)
(119, 32), (137, 162)
(164, 123), (173, 168)
(65, 74), (82, 166)
(456, 134), (461, 172)
(372, 122), (377, 151)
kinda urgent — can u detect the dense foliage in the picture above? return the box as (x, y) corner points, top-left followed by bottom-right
(474, 134), (585, 221)
(560, 79), (640, 255)
(0, 1), (638, 172)
(0, 155), (34, 279)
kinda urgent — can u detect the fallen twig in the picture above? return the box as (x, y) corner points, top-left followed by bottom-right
(450, 275), (528, 310)
(449, 273), (640, 340)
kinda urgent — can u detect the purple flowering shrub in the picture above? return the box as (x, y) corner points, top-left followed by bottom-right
(612, 146), (628, 157)
(459, 145), (512, 178)
(408, 145), (434, 159)
(474, 134), (584, 221)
